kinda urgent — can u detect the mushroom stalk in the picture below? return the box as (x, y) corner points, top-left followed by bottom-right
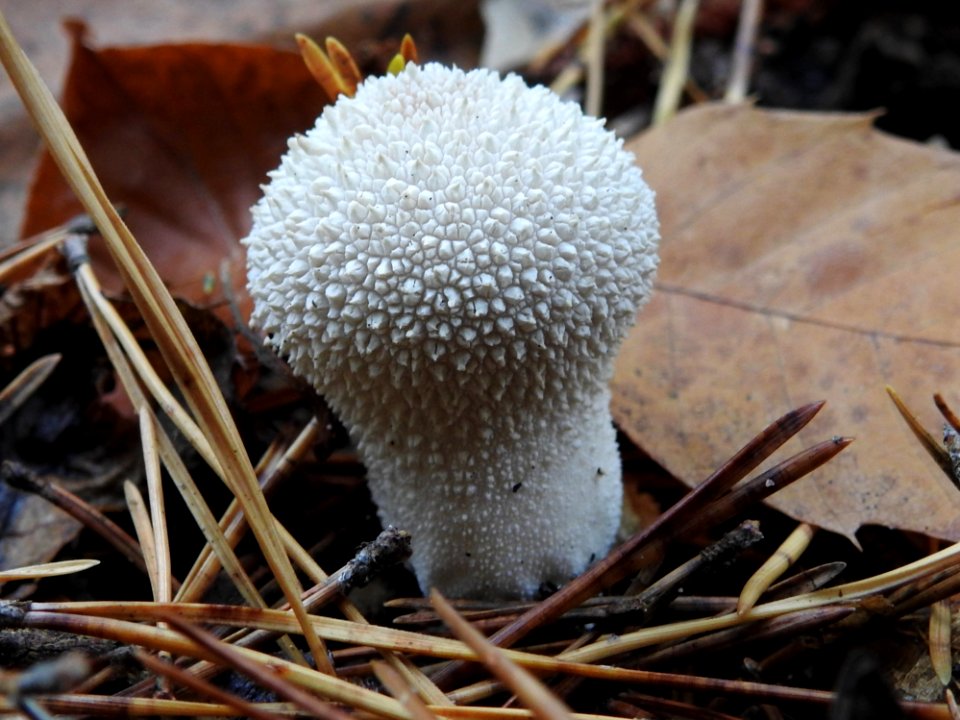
(244, 63), (659, 599)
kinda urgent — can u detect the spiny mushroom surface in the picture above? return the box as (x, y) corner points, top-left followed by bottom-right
(244, 62), (659, 599)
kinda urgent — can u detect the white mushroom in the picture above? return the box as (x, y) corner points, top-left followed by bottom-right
(243, 62), (659, 599)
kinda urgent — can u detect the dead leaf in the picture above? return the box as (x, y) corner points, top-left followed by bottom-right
(613, 103), (960, 542)
(0, 314), (140, 574)
(1, 1), (483, 243)
(0, 255), (82, 360)
(0, 485), (80, 578)
(21, 25), (331, 318)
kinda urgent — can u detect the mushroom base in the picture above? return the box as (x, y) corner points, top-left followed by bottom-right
(359, 389), (623, 600)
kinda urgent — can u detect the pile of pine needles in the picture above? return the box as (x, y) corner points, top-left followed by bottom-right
(2, 4), (960, 719)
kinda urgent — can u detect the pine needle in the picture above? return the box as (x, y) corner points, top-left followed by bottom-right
(0, 11), (328, 671)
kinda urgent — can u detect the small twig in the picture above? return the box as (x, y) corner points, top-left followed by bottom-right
(336, 526), (412, 597)
(278, 524), (449, 707)
(617, 520), (764, 621)
(944, 426), (960, 487)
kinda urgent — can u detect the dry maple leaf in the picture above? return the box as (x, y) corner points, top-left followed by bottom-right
(21, 24), (331, 319)
(614, 103), (960, 542)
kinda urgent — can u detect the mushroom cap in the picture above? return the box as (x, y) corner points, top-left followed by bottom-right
(244, 62), (659, 598)
(245, 63), (658, 393)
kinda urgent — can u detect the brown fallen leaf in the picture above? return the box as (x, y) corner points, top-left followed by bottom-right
(0, 0), (483, 241)
(613, 103), (960, 542)
(21, 24), (331, 318)
(15, 0), (485, 315)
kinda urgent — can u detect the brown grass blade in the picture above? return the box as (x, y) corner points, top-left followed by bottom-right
(634, 606), (853, 668)
(584, 0), (605, 118)
(948, 689), (960, 720)
(765, 561), (847, 600)
(623, 12), (708, 103)
(0, 220), (75, 285)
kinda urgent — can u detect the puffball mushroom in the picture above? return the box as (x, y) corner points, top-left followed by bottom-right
(243, 62), (659, 599)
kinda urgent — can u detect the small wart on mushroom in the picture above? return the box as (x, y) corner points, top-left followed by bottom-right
(243, 62), (659, 599)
